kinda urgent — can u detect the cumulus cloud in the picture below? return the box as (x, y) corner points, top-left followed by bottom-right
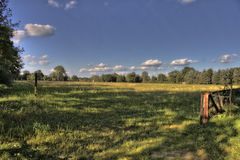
(23, 54), (37, 65)
(219, 54), (238, 63)
(88, 67), (112, 73)
(65, 0), (77, 10)
(79, 68), (88, 73)
(80, 63), (112, 73)
(12, 24), (55, 44)
(24, 24), (55, 37)
(48, 0), (77, 10)
(48, 0), (60, 8)
(79, 60), (164, 76)
(170, 58), (196, 66)
(39, 55), (50, 65)
(113, 65), (128, 71)
(130, 66), (137, 71)
(50, 68), (55, 73)
(80, 63), (129, 74)
(22, 54), (50, 66)
(142, 59), (162, 67)
(178, 0), (196, 4)
(96, 63), (107, 68)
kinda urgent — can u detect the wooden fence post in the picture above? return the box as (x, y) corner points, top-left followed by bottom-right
(200, 92), (209, 124)
(34, 73), (38, 96)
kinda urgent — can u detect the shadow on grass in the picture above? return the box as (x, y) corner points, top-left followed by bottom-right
(0, 82), (239, 159)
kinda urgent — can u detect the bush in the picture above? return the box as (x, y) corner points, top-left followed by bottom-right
(0, 68), (13, 86)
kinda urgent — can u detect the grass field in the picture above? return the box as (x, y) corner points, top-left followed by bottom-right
(0, 81), (240, 160)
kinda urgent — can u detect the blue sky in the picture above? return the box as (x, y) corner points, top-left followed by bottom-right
(10, 0), (240, 76)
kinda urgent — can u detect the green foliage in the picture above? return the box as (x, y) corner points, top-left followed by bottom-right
(50, 65), (68, 81)
(0, 0), (23, 85)
(71, 75), (79, 81)
(101, 74), (117, 82)
(21, 70), (30, 80)
(141, 71), (150, 83)
(168, 70), (182, 83)
(233, 68), (240, 84)
(34, 70), (44, 80)
(126, 72), (142, 83)
(184, 70), (199, 84)
(151, 75), (157, 82)
(199, 69), (211, 84)
(212, 70), (221, 84)
(91, 75), (102, 82)
(0, 67), (12, 85)
(220, 69), (234, 85)
(116, 74), (126, 82)
(157, 73), (167, 83)
(126, 72), (136, 82)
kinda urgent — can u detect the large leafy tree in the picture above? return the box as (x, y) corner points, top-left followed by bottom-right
(101, 74), (117, 82)
(0, 0), (22, 85)
(116, 74), (126, 82)
(168, 70), (182, 83)
(21, 70), (30, 80)
(71, 75), (79, 81)
(141, 71), (150, 83)
(233, 68), (240, 84)
(50, 65), (68, 81)
(34, 70), (44, 80)
(212, 70), (221, 84)
(126, 72), (142, 83)
(184, 70), (199, 84)
(157, 73), (167, 83)
(220, 69), (234, 85)
(199, 69), (213, 84)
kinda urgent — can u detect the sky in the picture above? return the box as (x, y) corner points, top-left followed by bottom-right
(9, 0), (240, 77)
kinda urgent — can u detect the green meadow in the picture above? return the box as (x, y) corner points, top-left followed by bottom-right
(0, 81), (240, 160)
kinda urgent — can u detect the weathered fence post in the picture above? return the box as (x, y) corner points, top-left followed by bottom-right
(200, 92), (209, 124)
(34, 72), (38, 96)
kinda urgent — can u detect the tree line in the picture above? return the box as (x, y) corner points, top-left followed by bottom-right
(84, 67), (240, 84)
(18, 66), (240, 85)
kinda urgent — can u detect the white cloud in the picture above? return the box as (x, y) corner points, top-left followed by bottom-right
(25, 24), (55, 37)
(219, 54), (238, 63)
(97, 63), (107, 68)
(79, 60), (165, 76)
(130, 66), (137, 70)
(23, 54), (37, 65)
(178, 0), (196, 4)
(22, 54), (50, 66)
(79, 63), (112, 73)
(170, 58), (196, 66)
(79, 68), (88, 73)
(142, 59), (162, 67)
(48, 0), (60, 8)
(113, 65), (128, 71)
(88, 67), (112, 73)
(50, 68), (55, 73)
(80, 63), (128, 74)
(39, 55), (50, 65)
(48, 0), (77, 10)
(140, 66), (149, 70)
(65, 0), (77, 10)
(13, 24), (55, 44)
